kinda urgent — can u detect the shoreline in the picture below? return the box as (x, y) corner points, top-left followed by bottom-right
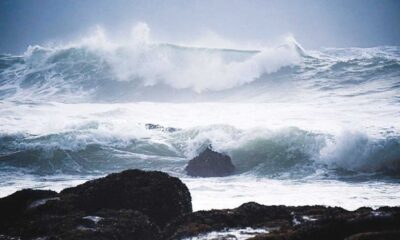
(1, 169), (399, 240)
(1, 171), (399, 212)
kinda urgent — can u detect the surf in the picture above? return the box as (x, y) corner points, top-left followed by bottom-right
(0, 23), (399, 211)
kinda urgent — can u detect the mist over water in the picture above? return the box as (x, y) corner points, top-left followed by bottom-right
(0, 23), (400, 210)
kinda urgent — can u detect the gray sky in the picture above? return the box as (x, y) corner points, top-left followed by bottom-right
(1, 0), (399, 54)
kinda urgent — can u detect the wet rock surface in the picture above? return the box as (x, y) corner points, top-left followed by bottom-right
(0, 189), (58, 233)
(46, 210), (162, 240)
(238, 206), (400, 240)
(59, 169), (192, 227)
(164, 202), (292, 239)
(185, 147), (236, 177)
(0, 170), (400, 240)
(0, 169), (191, 240)
(344, 231), (400, 240)
(165, 204), (400, 240)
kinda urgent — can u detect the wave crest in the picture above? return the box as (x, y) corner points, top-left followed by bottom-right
(2, 125), (399, 178)
(0, 24), (304, 102)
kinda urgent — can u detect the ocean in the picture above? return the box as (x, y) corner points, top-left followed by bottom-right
(0, 33), (399, 211)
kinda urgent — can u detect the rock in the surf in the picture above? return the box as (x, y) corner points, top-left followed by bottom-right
(185, 147), (235, 177)
(145, 123), (180, 132)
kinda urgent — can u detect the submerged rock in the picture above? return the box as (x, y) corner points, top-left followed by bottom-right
(185, 147), (235, 177)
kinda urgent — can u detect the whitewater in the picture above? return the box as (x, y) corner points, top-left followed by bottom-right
(0, 24), (400, 211)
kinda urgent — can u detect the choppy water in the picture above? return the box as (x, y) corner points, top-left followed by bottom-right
(0, 29), (399, 210)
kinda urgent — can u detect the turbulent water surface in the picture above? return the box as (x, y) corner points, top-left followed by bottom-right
(0, 33), (399, 210)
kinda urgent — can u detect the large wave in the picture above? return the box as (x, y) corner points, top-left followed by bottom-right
(0, 23), (399, 181)
(0, 25), (303, 102)
(1, 24), (398, 103)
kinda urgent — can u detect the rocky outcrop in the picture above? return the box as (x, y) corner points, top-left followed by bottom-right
(40, 210), (162, 240)
(164, 202), (292, 239)
(185, 147), (235, 177)
(1, 169), (400, 240)
(0, 169), (192, 240)
(345, 231), (400, 240)
(164, 204), (400, 240)
(0, 189), (58, 233)
(58, 169), (192, 227)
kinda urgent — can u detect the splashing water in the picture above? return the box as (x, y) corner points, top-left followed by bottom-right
(0, 23), (400, 210)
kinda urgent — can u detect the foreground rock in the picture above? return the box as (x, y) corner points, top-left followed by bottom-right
(0, 189), (58, 234)
(185, 147), (236, 177)
(1, 169), (400, 240)
(58, 169), (192, 227)
(344, 231), (400, 240)
(45, 210), (162, 240)
(164, 203), (400, 240)
(0, 169), (192, 240)
(164, 202), (292, 239)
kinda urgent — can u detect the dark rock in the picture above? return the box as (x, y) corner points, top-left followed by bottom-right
(185, 147), (235, 177)
(2, 171), (400, 240)
(9, 208), (161, 240)
(0, 189), (58, 216)
(0, 169), (191, 239)
(165, 203), (400, 240)
(0, 235), (20, 240)
(145, 123), (162, 130)
(345, 231), (400, 240)
(145, 123), (180, 133)
(249, 207), (400, 240)
(0, 189), (58, 232)
(57, 169), (192, 227)
(47, 210), (162, 240)
(164, 202), (292, 239)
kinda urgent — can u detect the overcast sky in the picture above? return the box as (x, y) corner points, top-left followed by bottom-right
(1, 0), (399, 53)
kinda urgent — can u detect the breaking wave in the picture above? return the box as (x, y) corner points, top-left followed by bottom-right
(1, 23), (398, 103)
(0, 26), (303, 102)
(1, 124), (399, 178)
(0, 23), (399, 182)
